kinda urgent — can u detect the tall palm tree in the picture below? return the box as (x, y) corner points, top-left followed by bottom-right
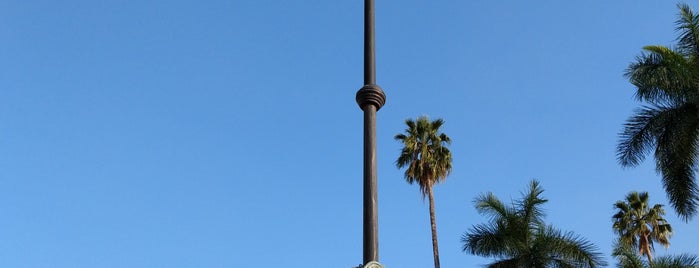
(617, 3), (699, 220)
(395, 116), (452, 268)
(613, 242), (698, 268)
(613, 192), (673, 266)
(462, 180), (606, 268)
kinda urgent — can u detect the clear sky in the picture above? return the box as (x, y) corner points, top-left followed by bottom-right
(1, 1), (697, 267)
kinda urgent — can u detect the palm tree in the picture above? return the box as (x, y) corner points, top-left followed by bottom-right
(395, 116), (452, 268)
(652, 255), (699, 268)
(613, 192), (673, 266)
(617, 3), (699, 220)
(613, 242), (698, 268)
(462, 180), (606, 268)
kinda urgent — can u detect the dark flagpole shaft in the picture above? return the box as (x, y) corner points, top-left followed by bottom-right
(356, 0), (385, 265)
(364, 0), (375, 85)
(363, 0), (378, 263)
(362, 104), (378, 264)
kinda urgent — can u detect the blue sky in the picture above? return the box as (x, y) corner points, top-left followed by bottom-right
(1, 0), (697, 267)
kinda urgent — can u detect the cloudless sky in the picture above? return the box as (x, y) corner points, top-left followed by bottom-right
(1, 1), (697, 267)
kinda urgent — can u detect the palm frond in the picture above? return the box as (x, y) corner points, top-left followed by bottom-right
(537, 225), (607, 268)
(653, 103), (699, 220)
(647, 204), (672, 248)
(474, 192), (510, 221)
(617, 105), (668, 167)
(486, 258), (521, 268)
(653, 253), (699, 268)
(612, 242), (645, 268)
(518, 179), (548, 228)
(461, 223), (509, 258)
(676, 3), (699, 55)
(625, 45), (692, 105)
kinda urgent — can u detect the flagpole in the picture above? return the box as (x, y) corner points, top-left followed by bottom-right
(355, 0), (386, 265)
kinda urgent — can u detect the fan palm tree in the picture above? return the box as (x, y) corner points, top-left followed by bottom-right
(617, 3), (699, 220)
(613, 242), (698, 268)
(462, 180), (606, 268)
(613, 192), (673, 266)
(395, 116), (452, 268)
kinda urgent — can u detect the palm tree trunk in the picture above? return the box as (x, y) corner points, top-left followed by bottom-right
(641, 234), (653, 268)
(427, 186), (440, 268)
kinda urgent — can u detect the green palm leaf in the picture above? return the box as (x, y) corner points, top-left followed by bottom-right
(653, 254), (699, 268)
(463, 180), (606, 268)
(618, 3), (699, 219)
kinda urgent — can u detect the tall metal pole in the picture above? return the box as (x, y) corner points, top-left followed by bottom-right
(356, 0), (386, 265)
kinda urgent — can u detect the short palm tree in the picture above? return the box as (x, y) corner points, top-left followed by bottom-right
(395, 116), (452, 268)
(652, 255), (699, 268)
(617, 3), (699, 220)
(614, 242), (646, 268)
(462, 180), (606, 268)
(613, 242), (698, 268)
(613, 192), (673, 266)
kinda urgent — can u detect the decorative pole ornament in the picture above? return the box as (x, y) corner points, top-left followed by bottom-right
(356, 0), (386, 265)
